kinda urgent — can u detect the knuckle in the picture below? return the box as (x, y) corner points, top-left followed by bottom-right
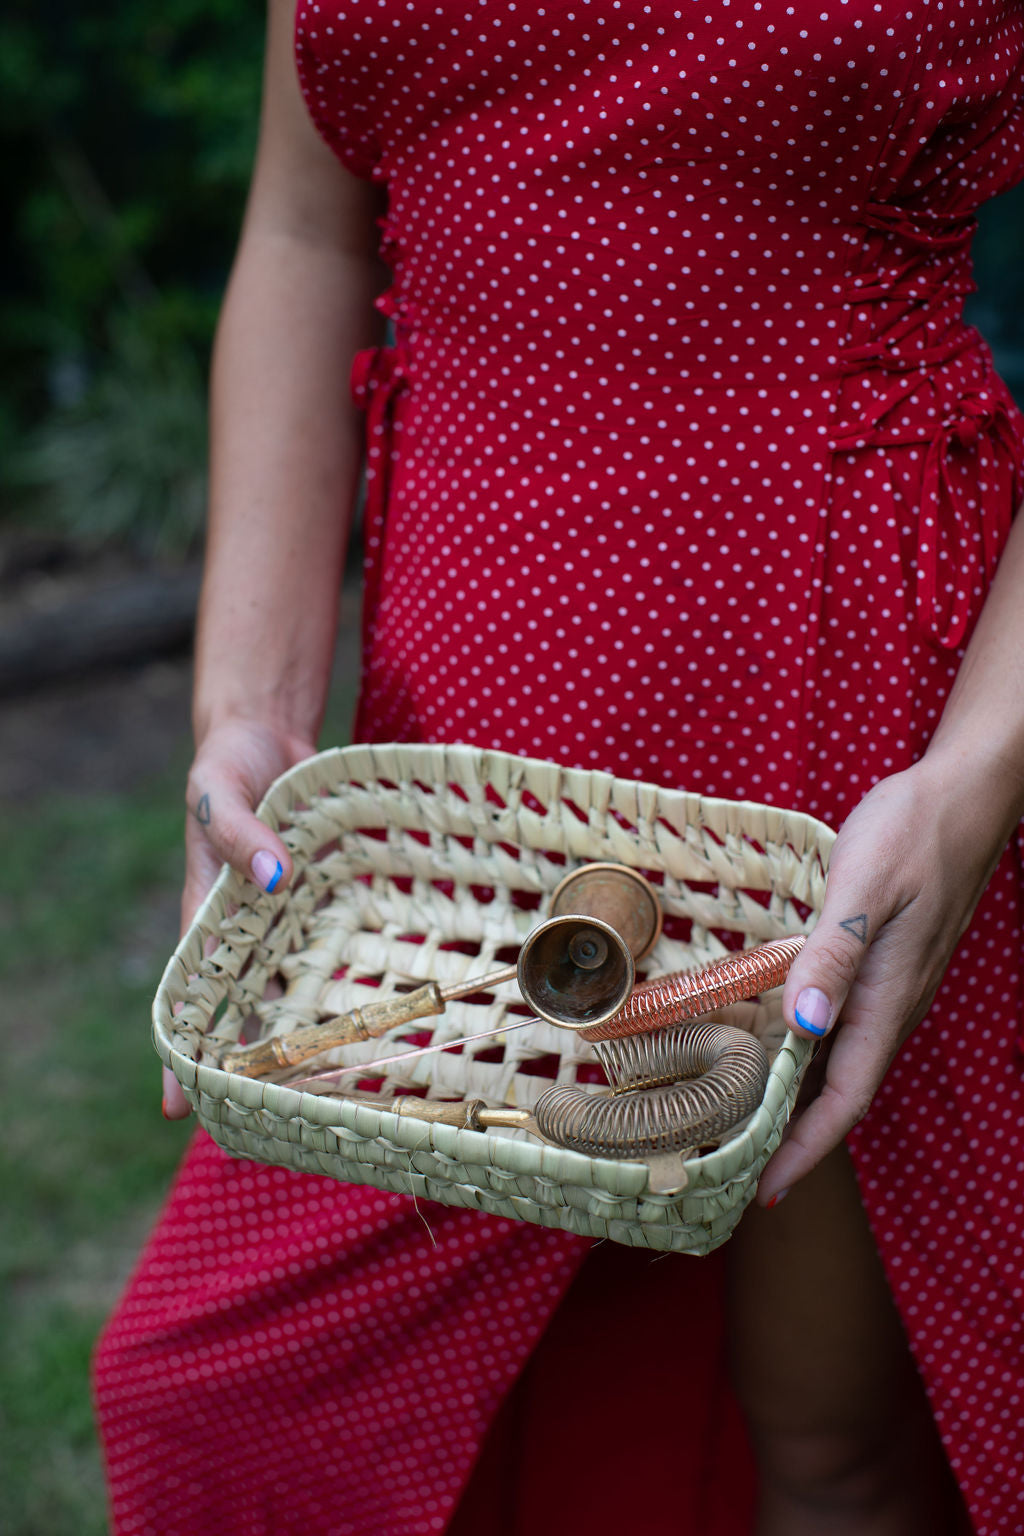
(183, 769), (252, 871)
(823, 1079), (874, 1129)
(216, 818), (243, 863)
(184, 762), (204, 805)
(810, 935), (862, 987)
(848, 1094), (874, 1126)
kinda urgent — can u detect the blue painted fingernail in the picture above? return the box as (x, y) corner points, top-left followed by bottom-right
(251, 851), (283, 893)
(794, 987), (831, 1037)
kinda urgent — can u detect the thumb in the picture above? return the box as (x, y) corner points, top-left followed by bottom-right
(166, 741), (303, 1123)
(783, 896), (880, 1044)
(183, 767), (294, 928)
(167, 786), (292, 1122)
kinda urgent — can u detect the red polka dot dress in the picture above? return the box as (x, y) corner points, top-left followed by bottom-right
(94, 2), (1024, 1533)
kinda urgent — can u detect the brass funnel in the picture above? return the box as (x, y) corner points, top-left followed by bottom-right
(516, 913), (634, 1028)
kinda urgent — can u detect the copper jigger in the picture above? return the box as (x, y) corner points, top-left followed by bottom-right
(516, 913), (634, 1029)
(548, 862), (662, 962)
(220, 863), (661, 1078)
(287, 934), (807, 1087)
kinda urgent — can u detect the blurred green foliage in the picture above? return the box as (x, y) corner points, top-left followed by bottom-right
(967, 188), (1024, 389)
(1, 1), (1024, 555)
(0, 673), (359, 1536)
(0, 771), (192, 1536)
(0, 0), (263, 549)
(14, 312), (209, 555)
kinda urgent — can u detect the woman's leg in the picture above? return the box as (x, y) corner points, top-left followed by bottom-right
(728, 1144), (970, 1536)
(450, 1237), (757, 1536)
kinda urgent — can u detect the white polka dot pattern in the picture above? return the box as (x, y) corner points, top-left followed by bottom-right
(94, 4), (1024, 1533)
(95, 1136), (587, 1534)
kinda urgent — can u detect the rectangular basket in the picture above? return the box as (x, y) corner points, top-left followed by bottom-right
(154, 744), (835, 1254)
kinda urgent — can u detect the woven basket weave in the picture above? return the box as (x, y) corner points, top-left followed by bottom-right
(154, 744), (835, 1254)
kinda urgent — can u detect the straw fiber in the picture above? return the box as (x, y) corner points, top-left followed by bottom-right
(153, 744), (835, 1253)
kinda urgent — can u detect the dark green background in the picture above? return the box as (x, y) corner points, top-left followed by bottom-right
(2, 3), (1024, 547)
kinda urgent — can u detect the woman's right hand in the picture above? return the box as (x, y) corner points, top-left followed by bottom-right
(159, 0), (384, 1120)
(162, 716), (317, 1119)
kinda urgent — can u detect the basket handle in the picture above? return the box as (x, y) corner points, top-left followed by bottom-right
(220, 982), (446, 1076)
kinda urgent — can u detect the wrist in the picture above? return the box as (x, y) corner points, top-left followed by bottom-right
(914, 731), (1024, 847)
(192, 620), (334, 750)
(192, 690), (322, 753)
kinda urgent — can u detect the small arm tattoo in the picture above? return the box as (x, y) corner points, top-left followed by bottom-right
(839, 913), (868, 944)
(194, 793), (211, 826)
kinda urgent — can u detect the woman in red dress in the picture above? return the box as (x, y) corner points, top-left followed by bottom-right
(94, 0), (1024, 1531)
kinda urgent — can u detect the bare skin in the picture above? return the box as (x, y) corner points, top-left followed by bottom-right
(167, 0), (1024, 1524)
(729, 1137), (971, 1534)
(163, 0), (384, 1116)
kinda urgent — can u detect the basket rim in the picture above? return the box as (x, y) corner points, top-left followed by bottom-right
(153, 1025), (808, 1197)
(154, 742), (834, 1198)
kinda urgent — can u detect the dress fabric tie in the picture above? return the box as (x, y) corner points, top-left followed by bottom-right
(350, 340), (408, 667)
(831, 201), (1023, 650)
(831, 388), (1020, 650)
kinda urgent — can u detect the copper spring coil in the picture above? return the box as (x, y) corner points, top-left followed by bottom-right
(309, 1021), (772, 1161)
(578, 934), (806, 1042)
(532, 1021), (769, 1158)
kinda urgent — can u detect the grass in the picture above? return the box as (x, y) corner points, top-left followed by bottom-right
(0, 762), (193, 1536)
(0, 670), (358, 1535)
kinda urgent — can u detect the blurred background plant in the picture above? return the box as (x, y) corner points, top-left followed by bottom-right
(14, 311), (208, 556)
(0, 8), (268, 1531)
(1, 0), (262, 556)
(3, 0), (1024, 556)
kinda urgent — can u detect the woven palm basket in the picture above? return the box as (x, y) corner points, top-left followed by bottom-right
(154, 744), (835, 1254)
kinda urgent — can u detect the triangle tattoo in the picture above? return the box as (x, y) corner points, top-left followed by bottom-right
(839, 913), (869, 944)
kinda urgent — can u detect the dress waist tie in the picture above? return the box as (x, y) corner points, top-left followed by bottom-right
(830, 389), (1021, 651)
(350, 342), (409, 661)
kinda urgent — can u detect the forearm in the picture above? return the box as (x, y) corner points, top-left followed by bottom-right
(194, 224), (381, 745)
(192, 0), (384, 748)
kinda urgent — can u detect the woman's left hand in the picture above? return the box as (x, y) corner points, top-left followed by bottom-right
(756, 752), (1015, 1206)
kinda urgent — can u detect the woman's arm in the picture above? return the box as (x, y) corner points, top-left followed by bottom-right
(757, 506), (1024, 1203)
(194, 0), (383, 754)
(165, 0), (383, 1115)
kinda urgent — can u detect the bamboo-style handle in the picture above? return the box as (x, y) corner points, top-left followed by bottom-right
(362, 1095), (488, 1127)
(290, 1088), (535, 1135)
(335, 1093), (532, 1131)
(220, 982), (446, 1077)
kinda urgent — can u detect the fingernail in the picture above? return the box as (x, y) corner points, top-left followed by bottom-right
(794, 987), (831, 1037)
(767, 1188), (790, 1209)
(161, 1097), (171, 1120)
(251, 851), (284, 893)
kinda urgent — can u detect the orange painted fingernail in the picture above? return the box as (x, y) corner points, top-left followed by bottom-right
(161, 1098), (171, 1120)
(767, 1188), (790, 1209)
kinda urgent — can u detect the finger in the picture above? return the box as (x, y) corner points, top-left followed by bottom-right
(755, 1010), (894, 1204)
(184, 766), (293, 907)
(162, 1065), (192, 1120)
(782, 882), (889, 1045)
(758, 911), (931, 1203)
(181, 816), (229, 933)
